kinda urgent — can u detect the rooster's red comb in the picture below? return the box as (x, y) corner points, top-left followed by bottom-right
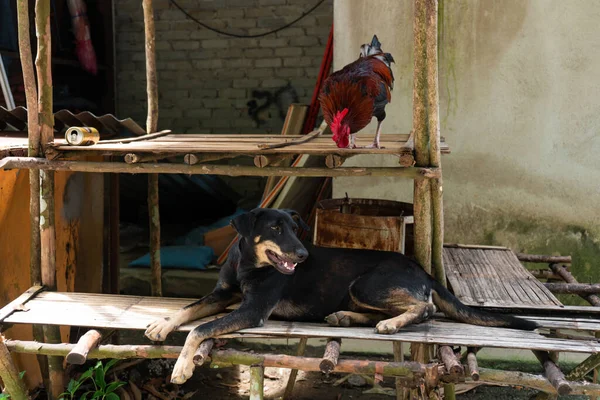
(331, 108), (349, 133)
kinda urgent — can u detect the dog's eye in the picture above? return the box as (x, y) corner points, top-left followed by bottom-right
(271, 225), (281, 233)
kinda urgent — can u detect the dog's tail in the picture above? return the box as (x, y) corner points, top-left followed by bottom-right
(431, 280), (538, 331)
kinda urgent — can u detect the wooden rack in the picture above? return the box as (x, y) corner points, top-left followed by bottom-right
(2, 0), (600, 399)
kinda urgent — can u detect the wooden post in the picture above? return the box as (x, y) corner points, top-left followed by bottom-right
(34, 0), (64, 397)
(550, 264), (600, 306)
(66, 330), (102, 365)
(411, 0), (433, 376)
(533, 350), (572, 396)
(142, 0), (162, 297)
(425, 0), (445, 287)
(193, 339), (214, 366)
(466, 348), (480, 381)
(16, 0), (49, 387)
(319, 338), (341, 374)
(283, 337), (307, 400)
(0, 335), (29, 400)
(249, 364), (265, 400)
(393, 342), (408, 400)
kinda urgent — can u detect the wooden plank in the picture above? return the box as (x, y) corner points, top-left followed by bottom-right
(0, 285), (44, 322)
(4, 291), (600, 353)
(443, 247), (562, 308)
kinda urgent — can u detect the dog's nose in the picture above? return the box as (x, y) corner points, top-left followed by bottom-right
(295, 248), (308, 261)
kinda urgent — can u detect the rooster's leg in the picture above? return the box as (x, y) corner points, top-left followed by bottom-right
(401, 130), (415, 152)
(346, 133), (357, 149)
(361, 120), (385, 149)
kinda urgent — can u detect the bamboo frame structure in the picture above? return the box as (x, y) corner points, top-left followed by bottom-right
(10, 0), (594, 399)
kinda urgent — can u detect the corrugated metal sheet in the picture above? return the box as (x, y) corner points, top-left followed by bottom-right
(0, 106), (146, 138)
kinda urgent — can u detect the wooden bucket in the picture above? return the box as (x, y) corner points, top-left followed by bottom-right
(313, 197), (414, 255)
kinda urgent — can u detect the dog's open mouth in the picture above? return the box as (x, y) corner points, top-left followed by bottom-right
(266, 250), (297, 274)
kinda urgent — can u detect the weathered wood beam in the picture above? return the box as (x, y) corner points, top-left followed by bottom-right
(66, 330), (102, 365)
(0, 335), (29, 400)
(17, 0), (41, 289)
(283, 337), (307, 400)
(477, 368), (600, 396)
(148, 173), (161, 297)
(550, 264), (600, 306)
(438, 346), (463, 377)
(393, 342), (408, 400)
(325, 154), (346, 168)
(533, 350), (572, 396)
(545, 283), (600, 295)
(5, 340), (430, 382)
(517, 254), (572, 264)
(411, 0), (433, 377)
(34, 0), (64, 396)
(425, 0), (445, 287)
(0, 157), (442, 179)
(124, 153), (169, 164)
(142, 0), (162, 299)
(253, 155), (290, 168)
(319, 338), (341, 374)
(530, 269), (561, 280)
(193, 339), (214, 366)
(466, 348), (480, 381)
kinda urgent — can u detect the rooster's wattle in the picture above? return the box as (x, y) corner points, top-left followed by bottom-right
(318, 35), (395, 149)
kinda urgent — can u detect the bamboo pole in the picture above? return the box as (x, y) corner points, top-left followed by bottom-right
(142, 0), (162, 298)
(0, 157), (442, 179)
(249, 364), (265, 400)
(411, 0), (433, 376)
(283, 337), (307, 400)
(5, 341), (430, 381)
(393, 342), (408, 400)
(0, 335), (29, 400)
(34, 0), (64, 397)
(426, 0), (445, 287)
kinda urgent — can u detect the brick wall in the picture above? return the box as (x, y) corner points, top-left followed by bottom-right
(115, 0), (332, 134)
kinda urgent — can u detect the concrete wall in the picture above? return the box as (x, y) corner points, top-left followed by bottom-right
(333, 0), (600, 295)
(115, 0), (332, 134)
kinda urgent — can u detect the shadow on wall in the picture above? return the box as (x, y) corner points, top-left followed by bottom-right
(247, 83), (299, 128)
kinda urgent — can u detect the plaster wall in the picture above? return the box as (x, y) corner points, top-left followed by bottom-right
(333, 0), (600, 291)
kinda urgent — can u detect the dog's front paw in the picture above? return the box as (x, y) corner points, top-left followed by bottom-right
(145, 317), (176, 341)
(325, 311), (351, 327)
(170, 356), (195, 384)
(375, 320), (399, 335)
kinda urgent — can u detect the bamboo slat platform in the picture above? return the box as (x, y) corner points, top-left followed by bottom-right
(2, 289), (600, 354)
(50, 133), (450, 158)
(443, 245), (563, 309)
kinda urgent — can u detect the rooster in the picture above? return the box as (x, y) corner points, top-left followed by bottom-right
(319, 35), (395, 149)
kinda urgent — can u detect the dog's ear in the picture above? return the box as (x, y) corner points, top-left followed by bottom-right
(282, 209), (310, 232)
(230, 211), (256, 237)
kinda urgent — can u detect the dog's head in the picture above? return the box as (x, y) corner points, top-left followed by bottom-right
(231, 208), (309, 275)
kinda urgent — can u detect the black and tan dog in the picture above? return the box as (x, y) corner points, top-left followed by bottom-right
(145, 208), (537, 384)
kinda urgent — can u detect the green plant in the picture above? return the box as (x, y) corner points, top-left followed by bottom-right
(59, 360), (125, 400)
